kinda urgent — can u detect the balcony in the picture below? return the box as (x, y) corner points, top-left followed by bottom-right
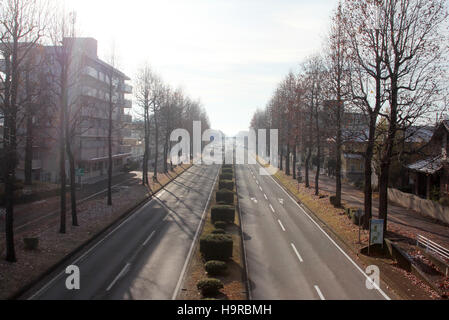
(121, 114), (132, 123)
(123, 99), (132, 108)
(83, 66), (98, 80)
(122, 83), (133, 94)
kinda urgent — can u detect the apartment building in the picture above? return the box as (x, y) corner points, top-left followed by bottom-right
(12, 38), (133, 184)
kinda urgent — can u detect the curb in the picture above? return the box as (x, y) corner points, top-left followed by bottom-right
(12, 165), (192, 300)
(234, 164), (251, 300)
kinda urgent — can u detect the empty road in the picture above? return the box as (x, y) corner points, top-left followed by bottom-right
(237, 161), (390, 300)
(25, 164), (220, 300)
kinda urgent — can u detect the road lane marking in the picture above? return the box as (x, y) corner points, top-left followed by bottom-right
(278, 219), (286, 232)
(172, 166), (220, 300)
(263, 165), (391, 300)
(142, 231), (156, 246)
(290, 243), (304, 262)
(106, 263), (131, 291)
(314, 285), (325, 300)
(264, 194), (268, 200)
(259, 186), (263, 191)
(269, 204), (275, 213)
(279, 198), (284, 206)
(27, 167), (194, 300)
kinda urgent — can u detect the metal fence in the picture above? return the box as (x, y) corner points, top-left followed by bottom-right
(416, 234), (449, 261)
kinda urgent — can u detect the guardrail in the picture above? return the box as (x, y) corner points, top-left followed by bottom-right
(416, 234), (449, 261)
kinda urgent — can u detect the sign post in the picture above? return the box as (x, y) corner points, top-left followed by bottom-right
(75, 168), (85, 190)
(368, 219), (384, 255)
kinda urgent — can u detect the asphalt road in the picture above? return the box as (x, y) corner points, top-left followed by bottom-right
(236, 162), (391, 300)
(25, 164), (220, 300)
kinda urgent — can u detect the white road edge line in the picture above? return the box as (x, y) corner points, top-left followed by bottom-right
(290, 243), (304, 262)
(142, 231), (156, 246)
(27, 169), (186, 300)
(314, 285), (325, 300)
(269, 204), (275, 213)
(278, 219), (286, 232)
(106, 263), (131, 291)
(260, 164), (391, 300)
(171, 167), (220, 300)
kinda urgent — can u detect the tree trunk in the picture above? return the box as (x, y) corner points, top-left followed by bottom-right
(107, 96), (113, 206)
(153, 118), (159, 180)
(66, 142), (78, 226)
(292, 143), (297, 180)
(335, 101), (342, 207)
(59, 104), (67, 234)
(305, 148), (311, 188)
(24, 111), (33, 185)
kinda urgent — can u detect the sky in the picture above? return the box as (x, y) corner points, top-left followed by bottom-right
(65, 0), (338, 136)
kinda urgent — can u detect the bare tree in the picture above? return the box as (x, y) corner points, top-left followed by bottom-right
(0, 0), (47, 261)
(376, 0), (448, 232)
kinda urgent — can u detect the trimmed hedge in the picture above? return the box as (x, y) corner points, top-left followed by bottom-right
(222, 164), (233, 169)
(219, 179), (234, 191)
(197, 278), (224, 296)
(216, 189), (234, 204)
(204, 260), (227, 276)
(221, 167), (234, 175)
(211, 205), (235, 223)
(212, 228), (225, 234)
(214, 221), (227, 229)
(220, 173), (233, 180)
(200, 234), (233, 261)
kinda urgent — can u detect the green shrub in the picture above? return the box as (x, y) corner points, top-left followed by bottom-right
(216, 189), (234, 204)
(221, 167), (233, 175)
(329, 196), (337, 206)
(222, 164), (233, 169)
(214, 221), (227, 229)
(200, 234), (233, 261)
(219, 179), (234, 190)
(212, 228), (225, 234)
(197, 278), (224, 296)
(204, 260), (227, 276)
(220, 173), (233, 180)
(211, 205), (235, 223)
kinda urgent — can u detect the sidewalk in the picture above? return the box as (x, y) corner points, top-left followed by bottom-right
(307, 169), (449, 249)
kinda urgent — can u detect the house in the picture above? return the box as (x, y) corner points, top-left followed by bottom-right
(407, 121), (448, 200)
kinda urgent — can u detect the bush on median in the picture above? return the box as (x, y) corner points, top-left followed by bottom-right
(200, 234), (233, 261)
(216, 189), (234, 204)
(204, 260), (227, 276)
(212, 228), (226, 234)
(214, 221), (227, 230)
(221, 167), (234, 175)
(219, 179), (234, 191)
(197, 278), (224, 296)
(211, 205), (235, 223)
(220, 173), (233, 180)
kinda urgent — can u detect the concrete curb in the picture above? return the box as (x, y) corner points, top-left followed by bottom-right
(12, 165), (192, 300)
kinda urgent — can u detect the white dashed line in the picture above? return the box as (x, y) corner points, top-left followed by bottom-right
(290, 243), (304, 262)
(142, 231), (156, 246)
(269, 204), (275, 213)
(106, 263), (131, 291)
(278, 219), (286, 231)
(314, 285), (325, 300)
(264, 194), (268, 200)
(259, 186), (263, 191)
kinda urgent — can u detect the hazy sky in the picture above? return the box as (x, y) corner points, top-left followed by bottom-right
(65, 0), (337, 136)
